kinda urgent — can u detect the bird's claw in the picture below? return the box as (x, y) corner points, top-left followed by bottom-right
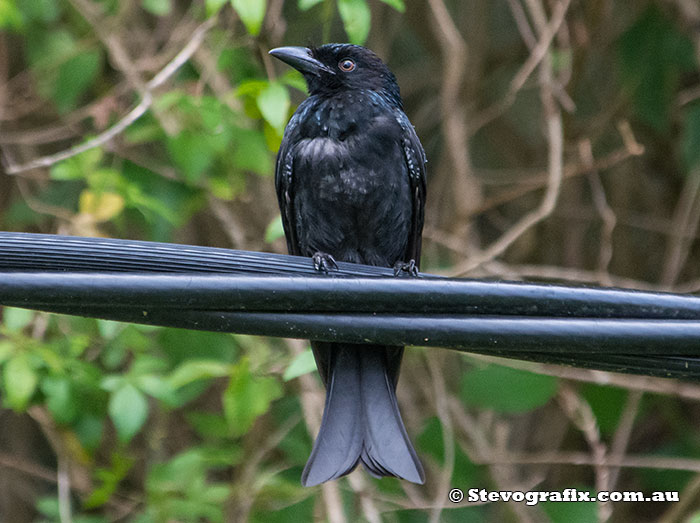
(312, 252), (339, 273)
(393, 259), (418, 277)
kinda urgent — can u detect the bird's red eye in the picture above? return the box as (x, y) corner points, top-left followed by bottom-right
(338, 59), (356, 72)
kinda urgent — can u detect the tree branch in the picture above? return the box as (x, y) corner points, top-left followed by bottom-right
(3, 18), (215, 175)
(452, 0), (566, 276)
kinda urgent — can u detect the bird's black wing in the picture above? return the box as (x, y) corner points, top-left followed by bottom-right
(396, 111), (427, 267)
(275, 111), (304, 256)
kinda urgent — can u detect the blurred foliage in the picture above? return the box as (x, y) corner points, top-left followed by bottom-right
(1, 0), (700, 521)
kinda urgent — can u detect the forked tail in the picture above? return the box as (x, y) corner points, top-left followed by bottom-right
(301, 344), (424, 486)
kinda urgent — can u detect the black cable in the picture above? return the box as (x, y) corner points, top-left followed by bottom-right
(7, 304), (700, 354)
(1, 232), (700, 380)
(480, 352), (700, 380)
(0, 231), (394, 276)
(1, 272), (699, 318)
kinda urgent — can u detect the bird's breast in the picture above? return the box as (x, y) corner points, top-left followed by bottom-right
(295, 137), (380, 201)
(292, 94), (408, 206)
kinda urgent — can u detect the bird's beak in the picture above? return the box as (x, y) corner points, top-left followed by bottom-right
(269, 46), (335, 76)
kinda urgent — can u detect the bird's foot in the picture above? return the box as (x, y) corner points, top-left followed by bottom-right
(393, 259), (418, 277)
(312, 252), (339, 273)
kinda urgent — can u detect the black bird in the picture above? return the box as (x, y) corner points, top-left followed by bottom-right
(269, 44), (427, 486)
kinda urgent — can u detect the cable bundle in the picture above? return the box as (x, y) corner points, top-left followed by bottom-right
(1, 232), (699, 379)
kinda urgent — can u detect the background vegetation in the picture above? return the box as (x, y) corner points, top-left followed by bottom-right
(1, 0), (700, 521)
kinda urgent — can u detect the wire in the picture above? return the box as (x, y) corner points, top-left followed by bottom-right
(2, 272), (700, 317)
(0, 231), (394, 276)
(1, 232), (700, 380)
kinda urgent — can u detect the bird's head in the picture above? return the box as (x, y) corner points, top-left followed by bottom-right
(269, 44), (402, 107)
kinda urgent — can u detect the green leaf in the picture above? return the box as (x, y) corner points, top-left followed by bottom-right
(208, 176), (235, 199)
(265, 214), (285, 243)
(283, 348), (316, 381)
(118, 161), (202, 232)
(337, 0), (371, 45)
(618, 5), (695, 131)
(50, 157), (86, 181)
(252, 497), (316, 523)
(256, 82), (290, 135)
(580, 384), (627, 436)
(42, 376), (77, 424)
(123, 118), (163, 144)
(417, 417), (482, 486)
(281, 69), (308, 93)
(223, 357), (282, 436)
(202, 484), (233, 504)
(158, 329), (239, 366)
(683, 103), (700, 171)
(167, 131), (216, 182)
(74, 415), (104, 452)
(168, 360), (232, 389)
(206, 0), (228, 16)
(0, 0), (24, 30)
(84, 452), (134, 508)
(3, 307), (34, 331)
(18, 0), (60, 24)
(130, 354), (169, 376)
(53, 49), (101, 113)
(108, 383), (148, 442)
(541, 488), (597, 523)
(378, 0), (404, 12)
(460, 364), (558, 413)
(142, 448), (235, 522)
(141, 0), (171, 16)
(638, 441), (695, 492)
(50, 146), (103, 181)
(101, 375), (123, 392)
(230, 0), (266, 35)
(235, 78), (269, 98)
(3, 354), (38, 410)
(231, 127), (273, 175)
(97, 320), (123, 340)
(197, 96), (228, 132)
(298, 0), (323, 10)
(135, 374), (180, 407)
(27, 29), (75, 76)
(35, 496), (60, 518)
(0, 341), (14, 366)
(146, 447), (236, 513)
(186, 412), (231, 439)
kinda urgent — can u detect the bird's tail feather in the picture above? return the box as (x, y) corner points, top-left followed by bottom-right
(301, 344), (424, 486)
